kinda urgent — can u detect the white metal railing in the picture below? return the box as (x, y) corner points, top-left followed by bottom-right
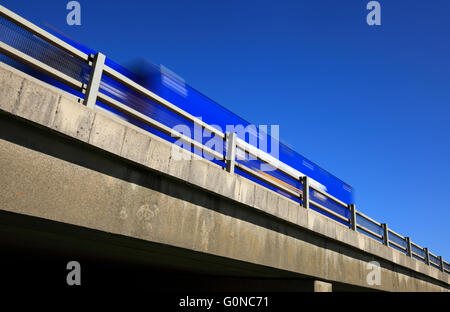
(0, 5), (89, 62)
(0, 4), (448, 275)
(388, 229), (408, 252)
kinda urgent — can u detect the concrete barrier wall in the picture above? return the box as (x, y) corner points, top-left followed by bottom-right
(0, 61), (448, 291)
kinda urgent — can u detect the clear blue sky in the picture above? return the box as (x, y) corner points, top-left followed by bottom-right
(3, 0), (449, 260)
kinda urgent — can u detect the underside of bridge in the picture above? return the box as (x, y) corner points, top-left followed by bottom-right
(0, 114), (370, 292)
(0, 209), (372, 292)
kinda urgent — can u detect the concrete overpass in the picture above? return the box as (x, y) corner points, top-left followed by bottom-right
(0, 62), (449, 291)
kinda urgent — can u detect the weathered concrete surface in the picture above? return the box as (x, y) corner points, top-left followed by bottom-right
(0, 61), (449, 291)
(314, 280), (332, 292)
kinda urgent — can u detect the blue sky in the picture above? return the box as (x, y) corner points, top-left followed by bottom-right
(2, 0), (449, 260)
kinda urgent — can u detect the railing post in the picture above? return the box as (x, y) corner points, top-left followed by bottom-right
(405, 237), (412, 257)
(424, 248), (430, 265)
(302, 176), (309, 209)
(439, 256), (444, 272)
(382, 223), (389, 246)
(84, 52), (106, 109)
(349, 204), (357, 231)
(225, 132), (237, 174)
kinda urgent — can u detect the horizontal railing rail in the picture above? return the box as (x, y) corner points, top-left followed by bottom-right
(0, 41), (85, 91)
(388, 228), (405, 240)
(308, 200), (351, 223)
(444, 261), (450, 273)
(0, 5), (89, 62)
(233, 137), (352, 224)
(0, 4), (448, 275)
(410, 241), (429, 264)
(354, 210), (384, 242)
(387, 229), (408, 252)
(356, 210), (382, 227)
(102, 65), (225, 140)
(389, 240), (406, 252)
(96, 92), (224, 161)
(357, 225), (383, 240)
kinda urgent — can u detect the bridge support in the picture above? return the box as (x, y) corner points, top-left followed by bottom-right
(314, 280), (332, 292)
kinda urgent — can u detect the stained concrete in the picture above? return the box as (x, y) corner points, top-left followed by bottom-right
(0, 61), (448, 291)
(314, 280), (332, 292)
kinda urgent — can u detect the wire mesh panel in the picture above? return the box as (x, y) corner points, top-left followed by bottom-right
(411, 244), (427, 263)
(0, 16), (90, 84)
(444, 262), (450, 272)
(356, 214), (384, 243)
(234, 147), (302, 199)
(429, 253), (441, 267)
(309, 189), (351, 226)
(388, 230), (407, 253)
